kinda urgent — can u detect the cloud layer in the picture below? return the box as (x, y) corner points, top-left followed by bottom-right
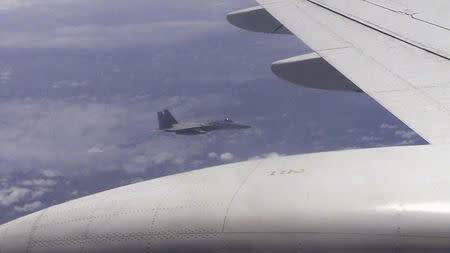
(0, 0), (248, 49)
(0, 0), (427, 224)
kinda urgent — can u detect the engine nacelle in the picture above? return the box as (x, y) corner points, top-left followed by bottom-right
(227, 6), (291, 34)
(271, 53), (362, 92)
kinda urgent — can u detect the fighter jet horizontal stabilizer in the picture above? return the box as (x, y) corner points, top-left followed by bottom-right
(227, 6), (291, 34)
(271, 53), (362, 92)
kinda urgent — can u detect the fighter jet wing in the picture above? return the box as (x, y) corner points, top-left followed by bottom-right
(245, 0), (450, 145)
(164, 123), (208, 134)
(166, 123), (203, 131)
(175, 128), (208, 135)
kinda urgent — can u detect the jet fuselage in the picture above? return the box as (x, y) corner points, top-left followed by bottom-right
(1, 145), (450, 252)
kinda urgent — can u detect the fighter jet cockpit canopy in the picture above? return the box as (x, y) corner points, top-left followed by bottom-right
(224, 117), (233, 122)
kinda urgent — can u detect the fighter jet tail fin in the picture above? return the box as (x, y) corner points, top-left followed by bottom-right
(158, 109), (178, 130)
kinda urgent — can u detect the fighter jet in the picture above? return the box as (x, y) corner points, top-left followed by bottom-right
(157, 109), (250, 135)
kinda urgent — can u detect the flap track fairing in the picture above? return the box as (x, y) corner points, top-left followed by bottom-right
(271, 53), (362, 92)
(227, 6), (292, 34)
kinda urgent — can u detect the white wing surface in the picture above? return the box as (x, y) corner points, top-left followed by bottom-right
(253, 0), (450, 145)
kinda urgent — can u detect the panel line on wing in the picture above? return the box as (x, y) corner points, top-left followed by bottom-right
(305, 0), (450, 61)
(316, 46), (350, 52)
(411, 16), (450, 31)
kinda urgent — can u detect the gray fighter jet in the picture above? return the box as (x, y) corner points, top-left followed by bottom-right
(158, 109), (250, 135)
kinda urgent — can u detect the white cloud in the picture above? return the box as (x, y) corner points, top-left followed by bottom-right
(0, 67), (12, 84)
(220, 152), (234, 162)
(14, 201), (43, 213)
(346, 128), (362, 134)
(122, 165), (146, 174)
(30, 188), (50, 199)
(0, 187), (30, 206)
(395, 130), (417, 139)
(173, 157), (185, 164)
(21, 179), (57, 187)
(52, 80), (89, 89)
(208, 152), (218, 159)
(361, 136), (383, 142)
(0, 182), (53, 209)
(379, 123), (398, 129)
(87, 147), (103, 153)
(264, 152), (284, 159)
(395, 139), (418, 146)
(0, 94), (229, 178)
(0, 22), (228, 49)
(151, 152), (173, 165)
(0, 0), (239, 11)
(248, 152), (284, 160)
(41, 169), (59, 178)
(0, 100), (126, 174)
(0, 0), (32, 10)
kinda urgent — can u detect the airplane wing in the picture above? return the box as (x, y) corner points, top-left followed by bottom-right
(175, 129), (208, 135)
(167, 123), (203, 131)
(165, 123), (208, 135)
(238, 0), (450, 145)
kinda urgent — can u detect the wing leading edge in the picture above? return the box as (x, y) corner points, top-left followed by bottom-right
(245, 0), (450, 145)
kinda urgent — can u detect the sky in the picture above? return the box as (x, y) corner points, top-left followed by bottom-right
(0, 0), (426, 224)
